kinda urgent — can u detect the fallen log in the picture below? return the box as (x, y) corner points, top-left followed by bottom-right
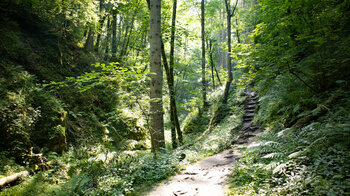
(0, 171), (29, 187)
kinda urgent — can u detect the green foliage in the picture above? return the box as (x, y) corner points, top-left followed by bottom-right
(247, 0), (350, 93)
(53, 86), (244, 195)
(0, 152), (26, 178)
(0, 85), (244, 195)
(31, 91), (67, 153)
(0, 172), (60, 196)
(229, 94), (350, 195)
(0, 63), (39, 160)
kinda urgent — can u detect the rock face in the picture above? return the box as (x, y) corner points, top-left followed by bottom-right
(145, 88), (261, 196)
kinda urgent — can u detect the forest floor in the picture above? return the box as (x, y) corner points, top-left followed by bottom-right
(146, 89), (261, 196)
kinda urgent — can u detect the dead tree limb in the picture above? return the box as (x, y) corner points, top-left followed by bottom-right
(0, 171), (29, 187)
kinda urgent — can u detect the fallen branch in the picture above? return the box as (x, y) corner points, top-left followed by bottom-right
(0, 171), (29, 187)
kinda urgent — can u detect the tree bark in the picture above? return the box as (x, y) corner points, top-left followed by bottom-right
(214, 63), (222, 86)
(0, 171), (29, 187)
(236, 18), (240, 44)
(119, 13), (136, 62)
(94, 15), (107, 52)
(209, 39), (215, 89)
(201, 0), (207, 108)
(150, 0), (165, 151)
(223, 0), (238, 104)
(168, 0), (183, 148)
(111, 9), (118, 61)
(94, 0), (106, 52)
(104, 15), (111, 59)
(169, 0), (177, 149)
(84, 28), (95, 51)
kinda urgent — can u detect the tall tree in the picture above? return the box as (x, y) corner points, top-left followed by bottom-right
(111, 9), (118, 61)
(208, 39), (215, 89)
(222, 0), (238, 104)
(94, 0), (107, 52)
(169, 0), (183, 148)
(201, 0), (207, 108)
(104, 15), (111, 59)
(84, 28), (95, 51)
(149, 0), (165, 152)
(147, 0), (183, 149)
(119, 12), (137, 62)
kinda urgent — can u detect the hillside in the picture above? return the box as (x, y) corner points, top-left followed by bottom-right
(1, 0), (350, 195)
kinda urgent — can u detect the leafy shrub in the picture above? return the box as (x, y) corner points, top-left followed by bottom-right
(0, 64), (39, 161)
(229, 93), (350, 195)
(31, 91), (67, 153)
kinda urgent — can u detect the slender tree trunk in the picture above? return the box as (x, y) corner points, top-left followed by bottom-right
(236, 18), (240, 43)
(104, 15), (111, 59)
(201, 0), (207, 108)
(223, 0), (238, 104)
(119, 14), (136, 62)
(94, 0), (106, 52)
(111, 10), (118, 61)
(169, 0), (177, 149)
(169, 0), (182, 148)
(95, 15), (107, 52)
(150, 0), (164, 152)
(84, 28), (95, 51)
(94, 15), (107, 52)
(214, 63), (222, 86)
(209, 39), (215, 89)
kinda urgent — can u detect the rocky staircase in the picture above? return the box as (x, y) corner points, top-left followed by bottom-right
(235, 88), (261, 144)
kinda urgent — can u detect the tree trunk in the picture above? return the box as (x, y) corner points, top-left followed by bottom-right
(236, 18), (240, 43)
(150, 0), (165, 152)
(94, 15), (107, 52)
(104, 15), (111, 59)
(111, 10), (118, 61)
(201, 0), (207, 108)
(209, 39), (215, 89)
(119, 14), (136, 62)
(0, 171), (29, 187)
(84, 28), (95, 51)
(94, 0), (106, 52)
(169, 0), (183, 148)
(214, 63), (222, 86)
(223, 0), (238, 104)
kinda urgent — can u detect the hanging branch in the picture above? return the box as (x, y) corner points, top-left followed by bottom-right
(287, 62), (319, 94)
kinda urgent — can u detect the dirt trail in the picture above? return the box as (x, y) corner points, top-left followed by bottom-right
(146, 89), (260, 196)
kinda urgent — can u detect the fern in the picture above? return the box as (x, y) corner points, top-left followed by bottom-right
(262, 152), (284, 159)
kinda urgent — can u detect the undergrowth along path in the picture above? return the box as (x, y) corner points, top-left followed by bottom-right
(146, 88), (261, 196)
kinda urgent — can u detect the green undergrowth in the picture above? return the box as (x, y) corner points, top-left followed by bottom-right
(228, 89), (350, 195)
(0, 86), (245, 195)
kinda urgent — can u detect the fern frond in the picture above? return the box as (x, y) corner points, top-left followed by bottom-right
(288, 151), (303, 159)
(262, 152), (284, 159)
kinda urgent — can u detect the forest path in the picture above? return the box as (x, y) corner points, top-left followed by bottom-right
(145, 89), (261, 196)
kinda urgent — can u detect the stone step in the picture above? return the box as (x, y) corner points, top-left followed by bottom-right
(243, 132), (256, 137)
(243, 114), (253, 119)
(244, 92), (257, 97)
(247, 97), (258, 101)
(244, 113), (255, 117)
(241, 126), (260, 133)
(246, 109), (255, 113)
(243, 117), (253, 122)
(242, 122), (251, 128)
(245, 104), (256, 109)
(236, 139), (246, 144)
(246, 100), (257, 105)
(247, 95), (258, 99)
